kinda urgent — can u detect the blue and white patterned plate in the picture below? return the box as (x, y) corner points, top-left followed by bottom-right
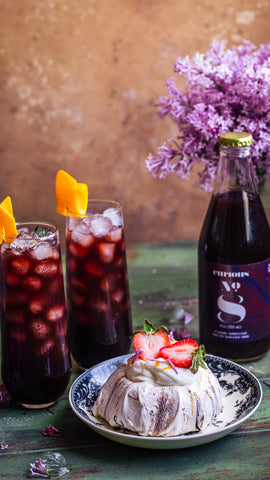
(69, 354), (263, 449)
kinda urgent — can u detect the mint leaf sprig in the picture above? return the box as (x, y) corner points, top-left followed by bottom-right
(190, 345), (207, 374)
(131, 319), (168, 337)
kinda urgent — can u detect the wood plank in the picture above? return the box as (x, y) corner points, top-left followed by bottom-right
(0, 243), (269, 480)
(0, 371), (269, 479)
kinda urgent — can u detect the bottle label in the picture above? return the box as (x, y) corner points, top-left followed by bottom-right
(202, 259), (270, 343)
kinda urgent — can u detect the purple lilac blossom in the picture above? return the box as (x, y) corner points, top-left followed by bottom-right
(146, 40), (270, 190)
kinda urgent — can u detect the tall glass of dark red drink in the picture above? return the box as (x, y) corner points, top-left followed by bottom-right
(0, 222), (71, 408)
(65, 200), (132, 369)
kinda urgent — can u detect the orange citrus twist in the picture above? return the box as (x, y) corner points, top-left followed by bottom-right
(55, 170), (88, 217)
(0, 196), (17, 244)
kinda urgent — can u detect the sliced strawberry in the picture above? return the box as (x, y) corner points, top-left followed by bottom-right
(160, 338), (199, 368)
(133, 330), (170, 361)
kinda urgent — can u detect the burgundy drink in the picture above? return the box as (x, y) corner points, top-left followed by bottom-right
(66, 200), (132, 369)
(0, 223), (71, 408)
(199, 190), (270, 360)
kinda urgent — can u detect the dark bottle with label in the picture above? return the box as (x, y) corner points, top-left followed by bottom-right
(198, 132), (270, 361)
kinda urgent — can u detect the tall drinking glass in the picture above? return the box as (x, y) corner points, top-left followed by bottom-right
(0, 222), (71, 408)
(65, 200), (132, 369)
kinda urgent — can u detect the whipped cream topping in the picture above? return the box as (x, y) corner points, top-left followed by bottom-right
(125, 358), (206, 387)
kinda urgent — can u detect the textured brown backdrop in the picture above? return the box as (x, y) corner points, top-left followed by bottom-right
(1, 0), (269, 245)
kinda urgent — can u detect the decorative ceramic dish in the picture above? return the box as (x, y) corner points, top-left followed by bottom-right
(69, 354), (262, 449)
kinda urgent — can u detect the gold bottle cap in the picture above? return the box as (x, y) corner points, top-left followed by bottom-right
(218, 132), (253, 147)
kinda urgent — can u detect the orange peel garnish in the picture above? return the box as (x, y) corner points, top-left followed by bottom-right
(55, 170), (88, 217)
(0, 196), (17, 244)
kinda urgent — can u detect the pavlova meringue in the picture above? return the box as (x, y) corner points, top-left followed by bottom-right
(92, 321), (223, 437)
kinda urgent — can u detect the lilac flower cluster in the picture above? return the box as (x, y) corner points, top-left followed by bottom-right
(146, 40), (270, 191)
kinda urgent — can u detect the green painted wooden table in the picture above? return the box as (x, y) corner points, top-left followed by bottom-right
(0, 243), (269, 479)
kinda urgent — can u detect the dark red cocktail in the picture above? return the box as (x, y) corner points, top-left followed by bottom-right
(66, 200), (132, 369)
(0, 222), (71, 408)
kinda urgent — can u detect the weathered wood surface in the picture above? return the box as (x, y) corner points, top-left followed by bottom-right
(0, 243), (269, 480)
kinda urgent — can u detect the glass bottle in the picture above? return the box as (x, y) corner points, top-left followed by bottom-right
(198, 132), (270, 361)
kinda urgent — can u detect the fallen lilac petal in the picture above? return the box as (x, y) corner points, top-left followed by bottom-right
(0, 442), (8, 450)
(179, 327), (192, 339)
(263, 381), (270, 387)
(29, 468), (48, 479)
(184, 313), (194, 325)
(46, 407), (55, 415)
(29, 459), (49, 478)
(42, 425), (61, 437)
(170, 327), (192, 341)
(29, 452), (70, 478)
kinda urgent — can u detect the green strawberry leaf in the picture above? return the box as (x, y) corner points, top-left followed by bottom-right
(131, 319), (168, 338)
